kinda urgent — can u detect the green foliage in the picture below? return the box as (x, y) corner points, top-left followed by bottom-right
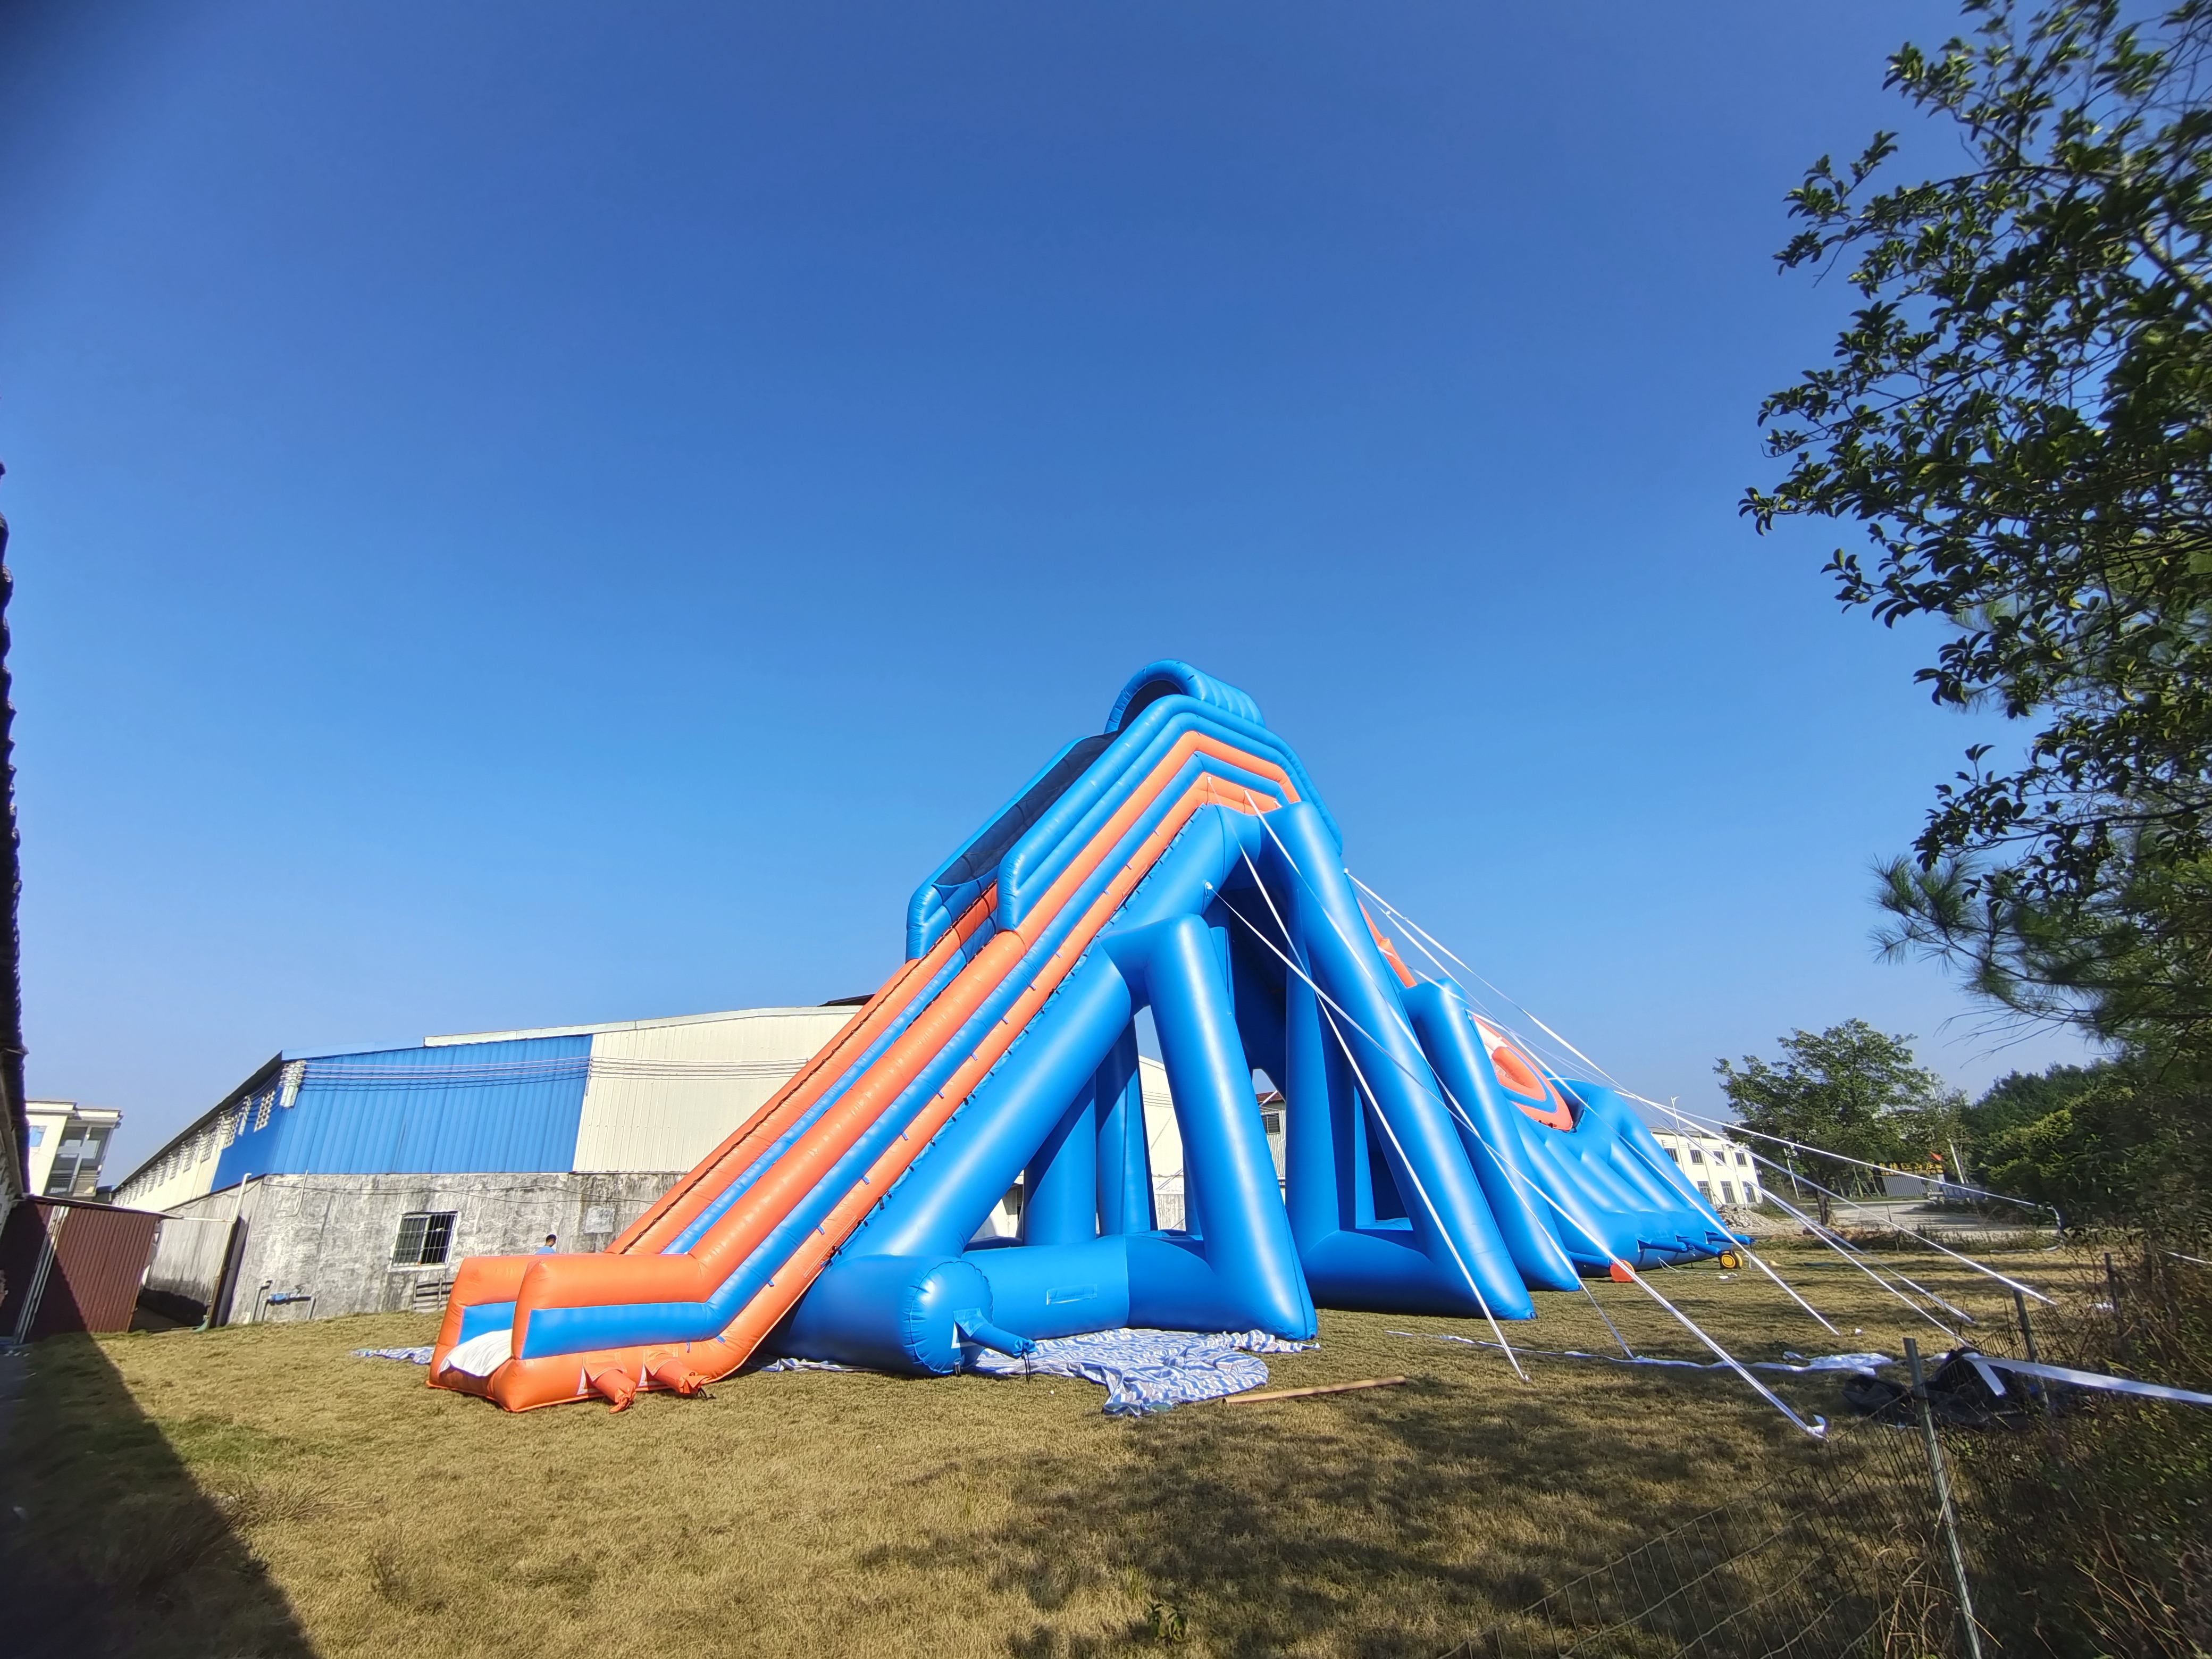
(1747, 0), (2212, 1234)
(1714, 1020), (1964, 1195)
(1747, 1), (2212, 1046)
(1965, 1057), (2112, 1138)
(1976, 1059), (2212, 1226)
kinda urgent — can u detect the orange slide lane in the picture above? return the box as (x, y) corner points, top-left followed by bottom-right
(434, 736), (1298, 1407)
(613, 889), (1000, 1258)
(616, 734), (1297, 1305)
(440, 743), (1296, 1409)
(428, 894), (996, 1372)
(702, 772), (1284, 1367)
(1360, 904), (1420, 988)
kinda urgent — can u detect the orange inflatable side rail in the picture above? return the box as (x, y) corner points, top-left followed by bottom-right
(543, 735), (1297, 1310)
(438, 921), (1038, 1388)
(1360, 904), (1420, 989)
(627, 741), (1301, 1294)
(491, 928), (1045, 1362)
(439, 737), (1301, 1409)
(604, 984), (893, 1255)
(701, 776), (1287, 1368)
(434, 934), (1032, 1387)
(431, 1253), (535, 1353)
(611, 889), (997, 1256)
(474, 775), (1289, 1410)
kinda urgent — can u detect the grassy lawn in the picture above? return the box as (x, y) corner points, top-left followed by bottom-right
(0, 1238), (2094, 1658)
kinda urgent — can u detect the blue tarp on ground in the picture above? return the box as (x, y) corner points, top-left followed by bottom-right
(965, 1326), (1315, 1414)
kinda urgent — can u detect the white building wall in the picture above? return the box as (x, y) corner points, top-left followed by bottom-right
(24, 1101), (69, 1196)
(977, 1054), (1260, 1239)
(114, 1109), (241, 1212)
(25, 1102), (123, 1199)
(1141, 1056), (1181, 1192)
(568, 1007), (862, 1173)
(1652, 1129), (1764, 1206)
(1135, 1057), (1284, 1230)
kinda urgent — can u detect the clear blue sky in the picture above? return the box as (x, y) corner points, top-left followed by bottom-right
(0, 1), (2090, 1176)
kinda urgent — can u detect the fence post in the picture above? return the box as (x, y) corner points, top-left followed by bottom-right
(1905, 1337), (1983, 1659)
(2017, 1292), (2043, 1425)
(2013, 1287), (2053, 1420)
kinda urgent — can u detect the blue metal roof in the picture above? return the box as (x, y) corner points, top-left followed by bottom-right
(213, 1035), (591, 1183)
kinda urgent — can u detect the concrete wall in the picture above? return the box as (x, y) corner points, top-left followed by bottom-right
(156, 1170), (685, 1324)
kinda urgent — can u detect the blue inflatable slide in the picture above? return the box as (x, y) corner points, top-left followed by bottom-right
(431, 662), (1737, 1410)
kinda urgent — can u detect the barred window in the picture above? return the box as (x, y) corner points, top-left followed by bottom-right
(392, 1211), (457, 1267)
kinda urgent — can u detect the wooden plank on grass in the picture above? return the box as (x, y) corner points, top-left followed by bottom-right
(1223, 1376), (1407, 1405)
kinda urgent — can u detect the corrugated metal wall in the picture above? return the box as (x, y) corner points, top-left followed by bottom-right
(0, 1198), (163, 1337)
(572, 1008), (855, 1171)
(213, 1035), (592, 1184)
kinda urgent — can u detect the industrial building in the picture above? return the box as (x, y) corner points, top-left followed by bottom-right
(117, 1001), (1221, 1326)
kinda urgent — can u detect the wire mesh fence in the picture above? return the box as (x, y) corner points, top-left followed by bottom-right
(1439, 1419), (1964, 1659)
(1438, 1250), (2211, 1659)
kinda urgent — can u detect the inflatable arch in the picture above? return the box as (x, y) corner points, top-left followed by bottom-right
(432, 662), (1735, 1410)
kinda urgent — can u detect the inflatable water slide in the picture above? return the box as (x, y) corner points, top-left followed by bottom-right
(431, 662), (1736, 1410)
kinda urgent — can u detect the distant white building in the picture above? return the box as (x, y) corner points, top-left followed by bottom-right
(24, 1100), (121, 1199)
(1652, 1128), (1764, 1208)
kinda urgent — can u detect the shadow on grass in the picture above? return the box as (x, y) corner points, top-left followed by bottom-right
(870, 1374), (1825, 1658)
(0, 1334), (316, 1658)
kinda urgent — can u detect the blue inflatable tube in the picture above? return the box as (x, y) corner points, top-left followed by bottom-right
(1261, 804), (1534, 1320)
(1404, 980), (1581, 1289)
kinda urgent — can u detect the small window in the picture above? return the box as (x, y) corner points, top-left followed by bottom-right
(1261, 1111), (1283, 1135)
(1735, 1150), (1748, 1167)
(1696, 1181), (1712, 1199)
(1688, 1149), (1704, 1164)
(392, 1211), (457, 1267)
(26, 1126), (42, 1147)
(1720, 1182), (1737, 1204)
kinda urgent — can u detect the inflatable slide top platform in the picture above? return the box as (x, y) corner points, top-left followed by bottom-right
(431, 661), (1734, 1410)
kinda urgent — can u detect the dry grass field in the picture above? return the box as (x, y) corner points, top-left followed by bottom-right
(0, 1236), (2095, 1658)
